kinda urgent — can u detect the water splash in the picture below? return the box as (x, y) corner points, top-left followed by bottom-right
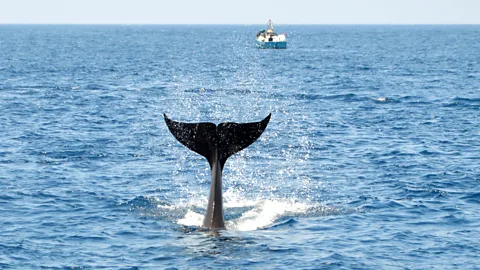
(126, 193), (333, 231)
(228, 199), (310, 231)
(175, 198), (310, 230)
(174, 195), (336, 231)
(177, 210), (204, 227)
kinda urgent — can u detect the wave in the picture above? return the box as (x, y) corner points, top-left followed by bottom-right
(443, 96), (480, 107)
(452, 97), (480, 103)
(460, 192), (480, 204)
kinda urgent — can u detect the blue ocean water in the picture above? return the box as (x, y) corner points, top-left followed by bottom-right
(0, 24), (479, 269)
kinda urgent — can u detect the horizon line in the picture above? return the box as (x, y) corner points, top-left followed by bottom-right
(1, 22), (479, 26)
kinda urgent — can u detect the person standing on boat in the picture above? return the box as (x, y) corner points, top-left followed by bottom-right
(267, 19), (274, 31)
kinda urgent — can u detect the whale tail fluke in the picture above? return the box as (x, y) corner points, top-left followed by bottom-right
(164, 114), (271, 168)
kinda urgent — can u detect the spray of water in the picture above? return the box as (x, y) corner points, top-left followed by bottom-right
(150, 43), (330, 231)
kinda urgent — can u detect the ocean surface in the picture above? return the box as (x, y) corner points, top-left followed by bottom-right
(1, 24), (479, 269)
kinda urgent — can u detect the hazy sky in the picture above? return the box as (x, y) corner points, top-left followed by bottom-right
(0, 0), (478, 24)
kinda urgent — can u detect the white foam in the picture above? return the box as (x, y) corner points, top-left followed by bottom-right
(177, 210), (204, 227)
(228, 199), (310, 231)
(374, 97), (388, 102)
(174, 197), (312, 231)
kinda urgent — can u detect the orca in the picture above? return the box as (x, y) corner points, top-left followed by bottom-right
(164, 113), (271, 229)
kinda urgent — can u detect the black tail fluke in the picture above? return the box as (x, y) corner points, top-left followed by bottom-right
(216, 114), (271, 168)
(164, 114), (217, 165)
(164, 114), (271, 169)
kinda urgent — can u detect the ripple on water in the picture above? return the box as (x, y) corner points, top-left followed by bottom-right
(1, 24), (480, 269)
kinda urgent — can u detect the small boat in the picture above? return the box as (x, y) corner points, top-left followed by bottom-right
(256, 19), (287, 49)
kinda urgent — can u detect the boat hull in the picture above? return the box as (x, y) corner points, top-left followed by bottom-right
(256, 40), (287, 49)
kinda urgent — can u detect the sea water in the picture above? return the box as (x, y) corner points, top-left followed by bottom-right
(1, 25), (479, 269)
